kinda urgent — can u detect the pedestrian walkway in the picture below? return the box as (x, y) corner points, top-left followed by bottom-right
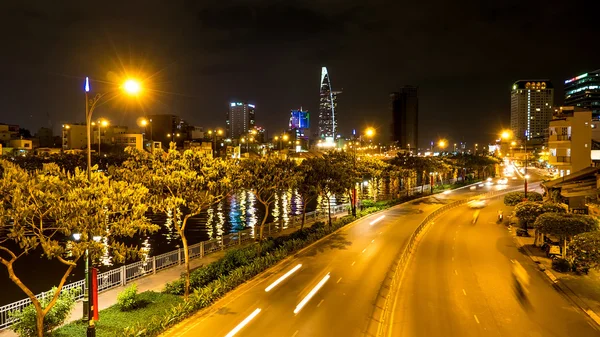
(513, 228), (600, 326)
(0, 213), (346, 337)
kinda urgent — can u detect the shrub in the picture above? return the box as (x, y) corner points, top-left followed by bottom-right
(552, 258), (571, 273)
(117, 284), (140, 311)
(569, 231), (600, 273)
(504, 191), (542, 206)
(10, 287), (79, 337)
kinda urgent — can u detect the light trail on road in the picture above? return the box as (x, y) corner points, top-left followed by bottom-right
(370, 215), (385, 226)
(294, 273), (331, 314)
(225, 308), (262, 337)
(265, 264), (302, 292)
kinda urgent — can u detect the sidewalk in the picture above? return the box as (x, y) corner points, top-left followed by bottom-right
(0, 213), (345, 337)
(513, 228), (600, 326)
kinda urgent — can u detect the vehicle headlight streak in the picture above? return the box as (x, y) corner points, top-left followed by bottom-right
(369, 215), (385, 226)
(265, 264), (302, 292)
(294, 273), (331, 314)
(225, 308), (262, 337)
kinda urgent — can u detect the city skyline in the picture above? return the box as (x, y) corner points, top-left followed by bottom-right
(0, 1), (599, 148)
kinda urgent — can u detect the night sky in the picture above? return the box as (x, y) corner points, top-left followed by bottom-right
(0, 0), (598, 148)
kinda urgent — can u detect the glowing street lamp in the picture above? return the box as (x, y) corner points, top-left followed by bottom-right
(501, 130), (512, 140)
(365, 127), (375, 138)
(122, 79), (142, 95)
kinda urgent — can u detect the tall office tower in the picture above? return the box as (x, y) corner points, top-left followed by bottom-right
(510, 80), (554, 142)
(564, 70), (600, 120)
(289, 108), (310, 139)
(390, 86), (418, 149)
(146, 114), (188, 147)
(318, 67), (342, 144)
(227, 102), (256, 139)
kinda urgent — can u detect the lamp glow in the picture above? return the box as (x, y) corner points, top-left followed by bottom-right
(123, 79), (141, 95)
(85, 77), (90, 93)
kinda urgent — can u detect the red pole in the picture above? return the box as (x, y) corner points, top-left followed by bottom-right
(92, 268), (99, 321)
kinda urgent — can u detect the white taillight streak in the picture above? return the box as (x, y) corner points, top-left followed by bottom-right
(225, 308), (262, 337)
(265, 264), (302, 292)
(369, 215), (385, 226)
(294, 273), (331, 314)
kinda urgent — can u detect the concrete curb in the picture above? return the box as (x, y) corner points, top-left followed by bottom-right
(512, 232), (600, 327)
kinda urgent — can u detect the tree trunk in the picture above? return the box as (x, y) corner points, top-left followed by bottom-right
(563, 236), (568, 259)
(327, 194), (332, 231)
(259, 203), (269, 242)
(36, 309), (44, 337)
(301, 202), (307, 230)
(180, 217), (191, 299)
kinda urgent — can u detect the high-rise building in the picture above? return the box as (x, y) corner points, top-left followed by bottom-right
(390, 87), (418, 149)
(318, 67), (341, 143)
(146, 114), (188, 148)
(510, 80), (554, 142)
(227, 102), (256, 139)
(564, 70), (600, 120)
(289, 109), (309, 136)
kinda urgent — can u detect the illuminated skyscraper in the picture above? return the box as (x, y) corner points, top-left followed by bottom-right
(510, 80), (554, 142)
(227, 102), (256, 139)
(289, 108), (309, 139)
(318, 67), (341, 143)
(564, 70), (600, 120)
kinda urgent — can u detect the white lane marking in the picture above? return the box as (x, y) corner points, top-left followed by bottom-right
(337, 277), (342, 283)
(292, 330), (299, 337)
(452, 257), (454, 261)
(317, 299), (324, 307)
(462, 289), (467, 296)
(265, 264), (302, 292)
(362, 248), (367, 253)
(225, 308), (262, 337)
(294, 273), (331, 314)
(370, 215), (385, 225)
(474, 314), (480, 324)
(454, 270), (458, 275)
(351, 261), (356, 266)
(371, 239), (375, 243)
(379, 231), (383, 234)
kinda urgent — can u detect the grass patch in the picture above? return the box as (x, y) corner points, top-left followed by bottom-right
(52, 291), (183, 337)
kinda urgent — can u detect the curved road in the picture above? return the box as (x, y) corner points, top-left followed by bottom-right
(162, 182), (515, 337)
(391, 194), (600, 337)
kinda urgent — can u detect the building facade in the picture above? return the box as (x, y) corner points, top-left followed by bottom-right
(62, 124), (87, 150)
(548, 106), (592, 177)
(564, 70), (600, 120)
(318, 67), (341, 144)
(510, 80), (554, 142)
(113, 134), (144, 151)
(289, 109), (309, 139)
(227, 102), (256, 139)
(146, 114), (188, 147)
(390, 87), (418, 149)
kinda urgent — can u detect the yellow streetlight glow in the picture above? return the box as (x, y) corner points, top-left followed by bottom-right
(501, 130), (512, 140)
(99, 119), (109, 127)
(283, 134), (289, 141)
(511, 141), (517, 146)
(365, 127), (375, 138)
(122, 79), (142, 95)
(217, 129), (223, 135)
(438, 140), (447, 148)
(274, 136), (279, 141)
(140, 119), (148, 126)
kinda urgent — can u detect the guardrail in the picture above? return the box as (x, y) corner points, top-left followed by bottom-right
(0, 203), (351, 330)
(376, 186), (524, 336)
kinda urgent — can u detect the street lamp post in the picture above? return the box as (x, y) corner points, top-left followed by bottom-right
(83, 76), (141, 337)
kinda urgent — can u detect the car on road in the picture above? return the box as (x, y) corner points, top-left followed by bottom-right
(468, 199), (486, 209)
(498, 177), (508, 185)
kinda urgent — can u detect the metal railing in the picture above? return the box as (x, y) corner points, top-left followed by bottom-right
(376, 186), (523, 336)
(0, 203), (351, 330)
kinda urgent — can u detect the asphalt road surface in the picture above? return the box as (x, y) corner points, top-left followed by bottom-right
(391, 195), (600, 337)
(162, 181), (516, 337)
